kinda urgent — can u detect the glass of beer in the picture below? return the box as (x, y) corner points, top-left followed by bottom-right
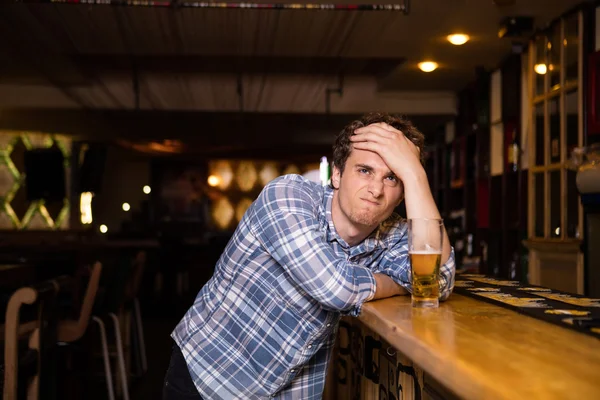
(408, 218), (443, 308)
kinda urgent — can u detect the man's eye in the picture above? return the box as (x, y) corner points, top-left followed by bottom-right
(359, 168), (369, 174)
(386, 176), (397, 182)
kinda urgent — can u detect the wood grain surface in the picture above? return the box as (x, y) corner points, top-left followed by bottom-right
(358, 294), (600, 400)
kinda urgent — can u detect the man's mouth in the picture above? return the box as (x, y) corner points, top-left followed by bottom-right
(361, 198), (379, 206)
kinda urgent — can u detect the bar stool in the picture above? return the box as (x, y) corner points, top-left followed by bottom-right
(54, 262), (116, 400)
(2, 276), (66, 400)
(125, 250), (147, 377)
(93, 253), (135, 400)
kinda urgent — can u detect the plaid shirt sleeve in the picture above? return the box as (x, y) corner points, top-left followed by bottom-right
(375, 235), (456, 301)
(250, 176), (376, 316)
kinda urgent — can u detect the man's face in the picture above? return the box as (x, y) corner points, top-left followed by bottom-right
(331, 147), (404, 229)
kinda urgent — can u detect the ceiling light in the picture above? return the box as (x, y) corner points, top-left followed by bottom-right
(447, 34), (469, 45)
(143, 185), (151, 194)
(99, 224), (108, 234)
(418, 61), (438, 72)
(534, 63), (547, 75)
(122, 202), (131, 212)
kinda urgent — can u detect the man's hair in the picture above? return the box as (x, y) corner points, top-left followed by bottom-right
(332, 112), (426, 174)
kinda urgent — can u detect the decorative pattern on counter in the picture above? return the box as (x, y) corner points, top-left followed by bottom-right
(545, 310), (590, 316)
(460, 275), (520, 287)
(454, 272), (600, 340)
(532, 293), (600, 307)
(335, 317), (425, 400)
(473, 292), (550, 308)
(454, 280), (474, 288)
(467, 287), (500, 292)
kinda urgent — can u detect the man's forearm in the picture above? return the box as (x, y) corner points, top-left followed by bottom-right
(402, 170), (451, 265)
(370, 273), (408, 301)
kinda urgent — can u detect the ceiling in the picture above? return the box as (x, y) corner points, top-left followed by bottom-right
(0, 0), (590, 156)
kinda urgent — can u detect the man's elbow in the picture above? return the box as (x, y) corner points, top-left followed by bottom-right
(439, 289), (453, 302)
(438, 276), (455, 302)
(320, 293), (360, 312)
(316, 285), (372, 312)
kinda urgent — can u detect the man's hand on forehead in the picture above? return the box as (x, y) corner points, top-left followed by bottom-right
(350, 122), (423, 182)
(364, 122), (421, 153)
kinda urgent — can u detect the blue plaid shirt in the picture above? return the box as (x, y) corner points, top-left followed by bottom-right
(172, 174), (455, 399)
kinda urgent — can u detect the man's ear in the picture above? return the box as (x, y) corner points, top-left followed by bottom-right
(331, 165), (341, 190)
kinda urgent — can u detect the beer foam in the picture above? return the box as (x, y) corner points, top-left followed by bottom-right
(409, 250), (442, 255)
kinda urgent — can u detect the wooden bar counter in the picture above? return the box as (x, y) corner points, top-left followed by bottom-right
(328, 293), (600, 400)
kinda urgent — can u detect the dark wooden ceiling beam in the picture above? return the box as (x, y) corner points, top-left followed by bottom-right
(0, 108), (450, 158)
(0, 55), (405, 83)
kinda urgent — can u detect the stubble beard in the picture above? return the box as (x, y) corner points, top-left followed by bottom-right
(348, 208), (382, 228)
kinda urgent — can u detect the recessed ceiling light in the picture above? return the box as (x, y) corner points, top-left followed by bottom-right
(418, 61), (438, 72)
(447, 34), (470, 45)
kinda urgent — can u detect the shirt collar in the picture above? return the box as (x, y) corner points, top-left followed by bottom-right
(323, 185), (387, 252)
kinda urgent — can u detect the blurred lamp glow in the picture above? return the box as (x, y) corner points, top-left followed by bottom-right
(122, 202), (131, 212)
(236, 198), (254, 222)
(447, 34), (469, 45)
(99, 224), (108, 234)
(283, 164), (300, 175)
(207, 175), (221, 187)
(210, 160), (233, 190)
(80, 192), (93, 225)
(236, 161), (258, 192)
(143, 185), (151, 194)
(212, 197), (234, 229)
(534, 63), (547, 75)
(259, 163), (279, 186)
(418, 61), (438, 72)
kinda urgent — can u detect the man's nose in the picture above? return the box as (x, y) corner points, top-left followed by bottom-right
(368, 180), (384, 197)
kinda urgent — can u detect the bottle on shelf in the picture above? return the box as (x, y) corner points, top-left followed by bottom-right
(320, 156), (331, 186)
(480, 240), (488, 273)
(509, 251), (519, 280)
(507, 128), (520, 173)
(448, 211), (465, 257)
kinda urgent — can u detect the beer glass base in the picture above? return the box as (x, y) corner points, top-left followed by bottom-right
(412, 297), (439, 308)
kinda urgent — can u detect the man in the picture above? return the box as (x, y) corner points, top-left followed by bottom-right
(163, 112), (455, 400)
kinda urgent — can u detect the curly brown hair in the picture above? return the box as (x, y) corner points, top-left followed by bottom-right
(332, 112), (425, 174)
